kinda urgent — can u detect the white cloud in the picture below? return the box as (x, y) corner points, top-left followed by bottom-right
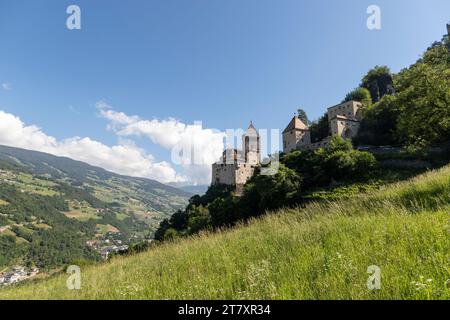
(0, 102), (226, 185)
(0, 110), (186, 184)
(1, 83), (12, 91)
(97, 101), (225, 185)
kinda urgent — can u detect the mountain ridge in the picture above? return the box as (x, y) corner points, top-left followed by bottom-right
(0, 144), (191, 197)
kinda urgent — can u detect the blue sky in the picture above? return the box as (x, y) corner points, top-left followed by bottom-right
(0, 0), (449, 185)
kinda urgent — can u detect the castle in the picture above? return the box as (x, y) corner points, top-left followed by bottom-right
(211, 123), (261, 191)
(283, 100), (363, 152)
(211, 24), (447, 189)
(211, 100), (363, 188)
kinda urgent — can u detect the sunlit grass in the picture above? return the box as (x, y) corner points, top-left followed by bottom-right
(1, 166), (450, 300)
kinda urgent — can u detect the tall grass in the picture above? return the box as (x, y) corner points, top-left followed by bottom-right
(1, 167), (450, 300)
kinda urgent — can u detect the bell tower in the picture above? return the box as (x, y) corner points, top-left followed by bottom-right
(242, 122), (260, 166)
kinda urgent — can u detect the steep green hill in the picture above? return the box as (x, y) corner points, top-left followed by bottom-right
(2, 165), (449, 299)
(0, 145), (190, 269)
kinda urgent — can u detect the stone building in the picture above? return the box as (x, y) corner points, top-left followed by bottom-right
(282, 100), (363, 153)
(328, 100), (362, 139)
(211, 123), (261, 190)
(282, 116), (311, 153)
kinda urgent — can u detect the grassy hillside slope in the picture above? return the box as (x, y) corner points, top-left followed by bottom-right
(1, 165), (450, 299)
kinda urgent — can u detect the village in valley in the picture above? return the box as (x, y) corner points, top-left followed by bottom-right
(0, 266), (39, 287)
(86, 236), (129, 260)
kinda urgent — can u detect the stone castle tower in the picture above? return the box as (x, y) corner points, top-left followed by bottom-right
(212, 123), (261, 191)
(282, 100), (363, 153)
(282, 116), (311, 153)
(243, 122), (260, 165)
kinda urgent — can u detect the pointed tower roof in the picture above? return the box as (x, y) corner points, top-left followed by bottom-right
(245, 121), (258, 136)
(283, 116), (308, 134)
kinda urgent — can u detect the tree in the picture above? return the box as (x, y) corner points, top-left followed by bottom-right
(309, 113), (330, 143)
(393, 38), (450, 147)
(361, 66), (395, 103)
(354, 38), (449, 148)
(354, 95), (400, 146)
(209, 197), (237, 227)
(396, 62), (450, 146)
(323, 137), (378, 181)
(281, 150), (328, 189)
(154, 219), (170, 241)
(297, 108), (309, 125)
(327, 135), (353, 153)
(163, 228), (180, 241)
(187, 205), (211, 233)
(343, 87), (372, 109)
(238, 164), (302, 219)
(169, 210), (188, 231)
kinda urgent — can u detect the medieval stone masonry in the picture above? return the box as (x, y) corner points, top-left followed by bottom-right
(212, 123), (261, 191)
(283, 100), (362, 153)
(211, 100), (363, 189)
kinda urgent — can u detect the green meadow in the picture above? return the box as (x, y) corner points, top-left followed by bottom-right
(1, 165), (450, 300)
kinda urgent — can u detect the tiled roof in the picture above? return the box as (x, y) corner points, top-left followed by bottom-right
(283, 116), (308, 133)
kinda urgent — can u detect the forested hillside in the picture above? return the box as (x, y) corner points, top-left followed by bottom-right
(0, 145), (190, 270)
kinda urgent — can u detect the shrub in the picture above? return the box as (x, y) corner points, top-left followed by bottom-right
(238, 164), (302, 219)
(324, 137), (378, 181)
(187, 205), (211, 233)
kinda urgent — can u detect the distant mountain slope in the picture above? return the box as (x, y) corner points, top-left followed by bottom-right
(0, 145), (190, 197)
(176, 185), (209, 196)
(0, 145), (190, 269)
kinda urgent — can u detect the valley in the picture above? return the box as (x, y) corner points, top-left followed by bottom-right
(0, 145), (190, 274)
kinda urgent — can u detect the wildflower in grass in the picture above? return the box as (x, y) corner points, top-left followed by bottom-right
(411, 276), (435, 299)
(115, 284), (144, 298)
(242, 260), (277, 299)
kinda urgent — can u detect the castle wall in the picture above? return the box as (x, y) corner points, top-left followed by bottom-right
(246, 151), (260, 166)
(212, 163), (236, 186)
(235, 164), (255, 185)
(330, 118), (360, 139)
(211, 163), (256, 188)
(299, 136), (331, 151)
(327, 101), (361, 121)
(283, 130), (311, 153)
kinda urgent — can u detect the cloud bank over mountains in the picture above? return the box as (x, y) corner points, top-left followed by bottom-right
(97, 101), (225, 185)
(0, 105), (225, 185)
